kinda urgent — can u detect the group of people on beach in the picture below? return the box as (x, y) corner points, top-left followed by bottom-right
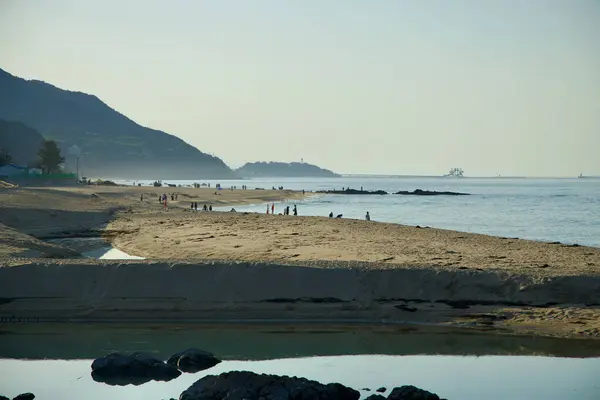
(191, 202), (212, 212)
(141, 188), (370, 221)
(329, 211), (370, 221)
(267, 203), (297, 216)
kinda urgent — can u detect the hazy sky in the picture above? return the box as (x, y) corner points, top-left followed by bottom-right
(1, 0), (599, 176)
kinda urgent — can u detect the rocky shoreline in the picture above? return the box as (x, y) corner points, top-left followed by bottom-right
(87, 349), (446, 399)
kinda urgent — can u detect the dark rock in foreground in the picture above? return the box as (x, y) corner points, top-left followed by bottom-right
(167, 348), (221, 373)
(388, 385), (443, 400)
(12, 395), (35, 400)
(395, 189), (469, 196)
(376, 387), (387, 392)
(91, 352), (181, 386)
(317, 189), (388, 195)
(180, 371), (360, 400)
(365, 395), (386, 400)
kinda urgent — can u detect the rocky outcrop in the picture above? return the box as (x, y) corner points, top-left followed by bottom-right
(179, 371), (360, 400)
(167, 348), (221, 373)
(365, 395), (386, 400)
(91, 352), (181, 386)
(317, 189), (388, 195)
(395, 189), (469, 196)
(12, 395), (35, 400)
(387, 385), (443, 400)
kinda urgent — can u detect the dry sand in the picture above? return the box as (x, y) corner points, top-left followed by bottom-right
(109, 210), (600, 278)
(1, 184), (599, 339)
(0, 184), (305, 257)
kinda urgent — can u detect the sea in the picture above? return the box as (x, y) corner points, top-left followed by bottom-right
(117, 176), (600, 248)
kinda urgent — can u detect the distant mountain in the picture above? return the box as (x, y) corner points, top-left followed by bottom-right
(236, 161), (340, 178)
(0, 68), (234, 179)
(0, 119), (44, 166)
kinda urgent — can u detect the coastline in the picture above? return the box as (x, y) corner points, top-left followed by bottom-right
(0, 185), (599, 339)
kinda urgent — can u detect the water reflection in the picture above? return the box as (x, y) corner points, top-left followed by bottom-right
(1, 356), (599, 400)
(1, 324), (600, 399)
(2, 324), (600, 360)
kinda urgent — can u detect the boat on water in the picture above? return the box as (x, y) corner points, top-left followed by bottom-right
(443, 168), (464, 178)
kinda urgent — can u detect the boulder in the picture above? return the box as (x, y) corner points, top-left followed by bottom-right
(0, 396), (8, 400)
(13, 395), (35, 400)
(167, 348), (221, 373)
(387, 385), (442, 400)
(91, 352), (181, 386)
(376, 387), (387, 392)
(179, 371), (360, 400)
(365, 395), (386, 400)
(394, 189), (469, 196)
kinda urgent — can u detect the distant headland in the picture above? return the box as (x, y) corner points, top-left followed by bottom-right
(235, 161), (340, 178)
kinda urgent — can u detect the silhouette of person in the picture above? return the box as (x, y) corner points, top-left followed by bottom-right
(293, 205), (298, 216)
(366, 211), (370, 221)
(329, 212), (333, 218)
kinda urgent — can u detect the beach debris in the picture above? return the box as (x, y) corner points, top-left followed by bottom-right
(91, 352), (181, 386)
(0, 180), (17, 188)
(167, 348), (221, 373)
(179, 371), (360, 400)
(395, 189), (469, 196)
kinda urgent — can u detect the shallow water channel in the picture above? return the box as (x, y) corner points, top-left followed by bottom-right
(1, 324), (599, 399)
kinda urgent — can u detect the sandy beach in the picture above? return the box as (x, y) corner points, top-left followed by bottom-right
(0, 184), (599, 339)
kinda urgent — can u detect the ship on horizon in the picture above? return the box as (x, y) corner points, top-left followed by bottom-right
(444, 168), (464, 178)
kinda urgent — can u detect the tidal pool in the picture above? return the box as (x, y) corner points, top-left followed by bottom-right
(0, 324), (599, 399)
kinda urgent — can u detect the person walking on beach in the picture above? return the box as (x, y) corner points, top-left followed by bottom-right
(140, 194), (143, 202)
(209, 205), (212, 212)
(329, 212), (333, 218)
(271, 203), (275, 215)
(365, 211), (370, 221)
(191, 202), (194, 211)
(267, 205), (270, 215)
(194, 202), (198, 212)
(293, 205), (298, 216)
